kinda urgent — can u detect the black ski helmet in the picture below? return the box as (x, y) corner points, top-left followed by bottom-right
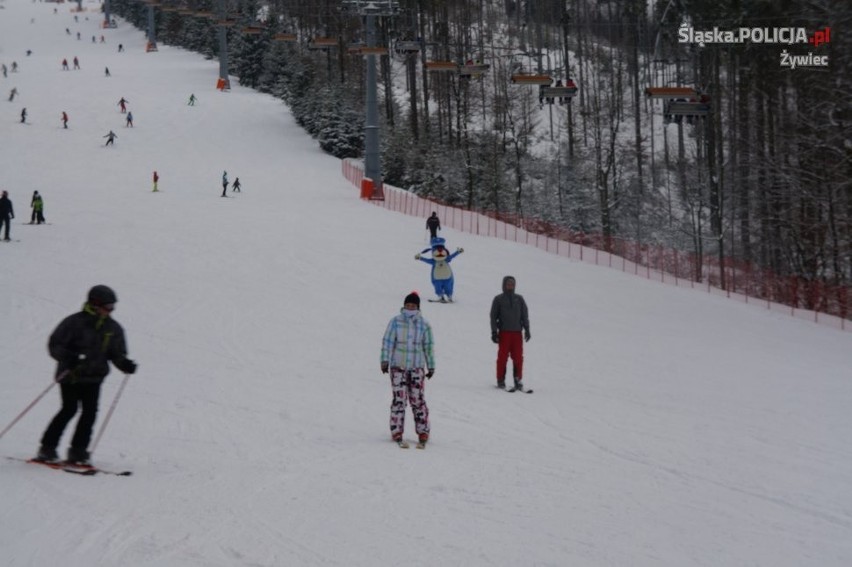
(87, 285), (117, 306)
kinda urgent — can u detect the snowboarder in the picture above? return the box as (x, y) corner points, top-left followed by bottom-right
(380, 292), (434, 447)
(426, 212), (441, 239)
(489, 276), (531, 391)
(0, 190), (14, 241)
(30, 191), (45, 224)
(103, 130), (117, 146)
(61, 111), (68, 129)
(152, 171), (159, 192)
(8, 87), (18, 102)
(231, 177), (241, 193)
(415, 237), (464, 302)
(187, 93), (197, 106)
(125, 111), (133, 127)
(35, 285), (138, 465)
(20, 108), (27, 123)
(117, 97), (128, 113)
(221, 171), (228, 197)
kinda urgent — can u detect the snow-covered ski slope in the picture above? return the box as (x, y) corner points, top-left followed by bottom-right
(1, 2), (851, 566)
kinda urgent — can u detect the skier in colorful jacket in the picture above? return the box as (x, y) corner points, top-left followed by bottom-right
(415, 237), (463, 302)
(380, 292), (434, 445)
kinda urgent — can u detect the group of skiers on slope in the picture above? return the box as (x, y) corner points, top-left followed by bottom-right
(221, 171), (242, 197)
(20, 210), (527, 464)
(0, 191), (47, 241)
(379, 212), (532, 446)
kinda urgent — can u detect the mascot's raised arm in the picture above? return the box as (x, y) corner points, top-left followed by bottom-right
(414, 237), (464, 303)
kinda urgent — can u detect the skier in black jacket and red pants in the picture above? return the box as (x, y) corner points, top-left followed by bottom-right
(36, 285), (138, 465)
(490, 276), (531, 391)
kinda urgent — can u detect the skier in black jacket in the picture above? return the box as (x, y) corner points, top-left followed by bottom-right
(0, 190), (14, 241)
(426, 212), (441, 239)
(36, 285), (138, 465)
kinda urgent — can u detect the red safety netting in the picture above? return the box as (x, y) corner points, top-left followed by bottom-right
(342, 159), (849, 331)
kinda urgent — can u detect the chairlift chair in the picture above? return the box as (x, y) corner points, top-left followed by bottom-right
(539, 78), (578, 103)
(426, 61), (460, 72)
(359, 46), (388, 56)
(394, 40), (421, 54)
(645, 86), (697, 99)
(663, 99), (711, 124)
(459, 62), (490, 77)
(273, 33), (297, 42)
(308, 37), (337, 50)
(511, 73), (552, 85)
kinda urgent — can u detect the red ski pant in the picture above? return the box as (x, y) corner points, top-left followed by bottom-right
(496, 331), (524, 381)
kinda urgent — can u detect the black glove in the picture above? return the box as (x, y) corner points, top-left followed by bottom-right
(491, 332), (499, 344)
(381, 361), (389, 374)
(524, 329), (531, 342)
(116, 358), (137, 374)
(425, 368), (435, 379)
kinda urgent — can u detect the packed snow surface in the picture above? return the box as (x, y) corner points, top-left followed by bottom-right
(1, 2), (850, 566)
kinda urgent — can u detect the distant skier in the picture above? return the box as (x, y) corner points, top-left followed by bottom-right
(152, 171), (159, 192)
(0, 190), (14, 241)
(117, 97), (128, 113)
(61, 111), (68, 129)
(20, 108), (27, 123)
(105, 67), (110, 77)
(415, 237), (464, 302)
(103, 130), (117, 146)
(489, 276), (531, 391)
(73, 56), (79, 70)
(62, 58), (69, 71)
(125, 111), (133, 127)
(30, 191), (45, 224)
(221, 171), (228, 197)
(380, 291), (434, 447)
(231, 177), (241, 193)
(118, 43), (124, 52)
(426, 211), (441, 239)
(34, 285), (138, 465)
(8, 87), (18, 102)
(187, 93), (197, 106)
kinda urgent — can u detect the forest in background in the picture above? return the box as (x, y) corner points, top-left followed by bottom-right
(110, 0), (851, 317)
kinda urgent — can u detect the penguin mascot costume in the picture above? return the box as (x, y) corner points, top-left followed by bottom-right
(415, 237), (464, 302)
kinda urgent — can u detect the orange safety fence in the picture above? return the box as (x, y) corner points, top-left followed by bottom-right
(341, 159), (850, 331)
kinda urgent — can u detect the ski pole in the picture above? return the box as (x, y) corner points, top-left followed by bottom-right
(0, 381), (56, 441)
(89, 373), (130, 455)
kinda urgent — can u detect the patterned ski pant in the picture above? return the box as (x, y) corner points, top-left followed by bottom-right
(389, 368), (430, 439)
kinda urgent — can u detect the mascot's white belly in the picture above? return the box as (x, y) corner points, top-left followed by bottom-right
(433, 259), (452, 280)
